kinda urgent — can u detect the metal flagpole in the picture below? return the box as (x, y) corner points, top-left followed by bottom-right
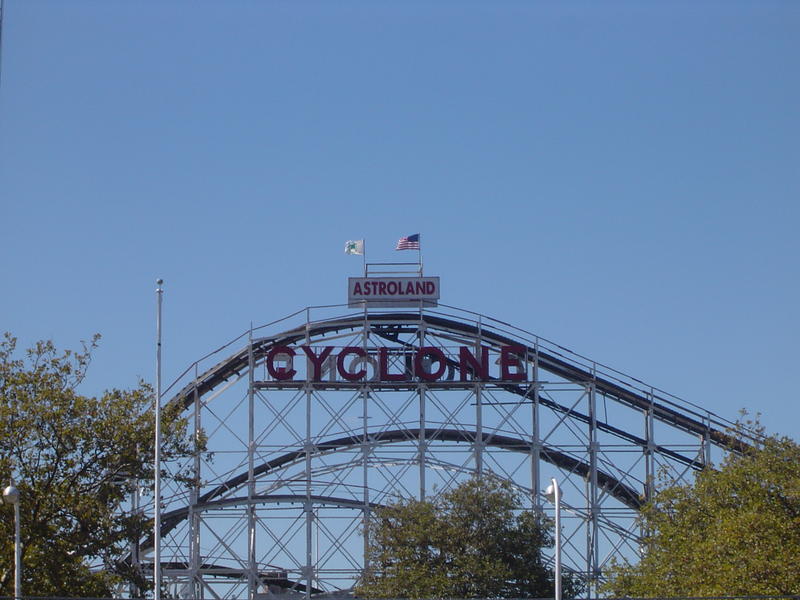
(418, 235), (423, 276)
(154, 278), (164, 600)
(0, 0), (5, 90)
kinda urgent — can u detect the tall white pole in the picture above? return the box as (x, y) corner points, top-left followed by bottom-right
(0, 0), (5, 89)
(154, 279), (164, 600)
(555, 482), (561, 600)
(545, 478), (562, 600)
(3, 481), (21, 600)
(13, 500), (20, 600)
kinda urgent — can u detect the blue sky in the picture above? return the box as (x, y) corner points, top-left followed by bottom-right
(1, 1), (798, 439)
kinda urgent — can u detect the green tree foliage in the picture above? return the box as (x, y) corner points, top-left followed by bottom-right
(0, 333), (199, 597)
(604, 422), (800, 596)
(356, 475), (583, 599)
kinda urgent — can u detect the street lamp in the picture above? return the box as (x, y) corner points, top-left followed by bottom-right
(544, 478), (562, 600)
(2, 481), (21, 600)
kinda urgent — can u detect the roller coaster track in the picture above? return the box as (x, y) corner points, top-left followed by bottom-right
(144, 307), (754, 597)
(142, 427), (642, 553)
(165, 312), (746, 454)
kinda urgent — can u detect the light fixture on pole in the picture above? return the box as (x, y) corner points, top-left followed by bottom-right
(544, 478), (562, 600)
(2, 480), (21, 600)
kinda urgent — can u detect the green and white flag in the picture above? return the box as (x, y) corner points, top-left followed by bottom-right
(344, 240), (364, 255)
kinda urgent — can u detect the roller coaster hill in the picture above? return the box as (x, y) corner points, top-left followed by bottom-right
(128, 266), (760, 600)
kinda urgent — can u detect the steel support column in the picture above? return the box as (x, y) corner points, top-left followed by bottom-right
(247, 330), (257, 600)
(304, 319), (314, 599)
(532, 342), (542, 512)
(191, 364), (203, 599)
(587, 380), (600, 594)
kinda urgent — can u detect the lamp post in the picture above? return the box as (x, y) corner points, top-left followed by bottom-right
(544, 478), (562, 600)
(2, 481), (21, 600)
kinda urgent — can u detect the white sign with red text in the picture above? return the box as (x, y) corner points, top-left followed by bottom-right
(348, 277), (440, 307)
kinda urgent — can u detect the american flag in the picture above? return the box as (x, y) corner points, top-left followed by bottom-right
(395, 233), (420, 250)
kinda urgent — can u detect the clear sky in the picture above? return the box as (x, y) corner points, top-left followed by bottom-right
(1, 1), (798, 439)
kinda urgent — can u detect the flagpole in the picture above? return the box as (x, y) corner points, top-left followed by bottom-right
(363, 239), (367, 277)
(154, 278), (163, 600)
(418, 235), (423, 276)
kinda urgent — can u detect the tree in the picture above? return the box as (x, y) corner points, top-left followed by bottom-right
(356, 475), (583, 599)
(0, 333), (198, 597)
(603, 421), (800, 596)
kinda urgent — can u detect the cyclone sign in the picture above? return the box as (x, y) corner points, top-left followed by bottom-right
(263, 344), (528, 383)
